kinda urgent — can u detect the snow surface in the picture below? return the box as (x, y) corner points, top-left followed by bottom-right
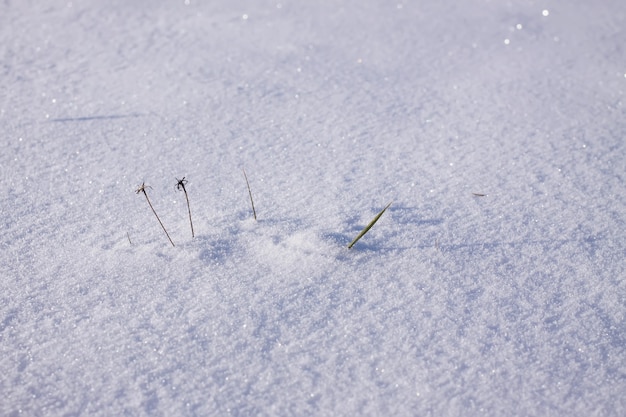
(1, 0), (625, 416)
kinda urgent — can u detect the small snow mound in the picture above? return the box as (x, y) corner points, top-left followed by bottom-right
(249, 227), (334, 276)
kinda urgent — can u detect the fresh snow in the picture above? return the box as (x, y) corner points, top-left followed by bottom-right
(1, 1), (625, 416)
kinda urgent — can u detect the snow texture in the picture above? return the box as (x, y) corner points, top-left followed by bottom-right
(1, 0), (625, 416)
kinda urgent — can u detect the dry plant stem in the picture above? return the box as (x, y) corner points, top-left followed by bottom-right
(348, 202), (392, 249)
(242, 168), (257, 220)
(176, 177), (195, 237)
(136, 182), (175, 247)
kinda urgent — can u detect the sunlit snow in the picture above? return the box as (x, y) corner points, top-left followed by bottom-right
(1, 1), (625, 416)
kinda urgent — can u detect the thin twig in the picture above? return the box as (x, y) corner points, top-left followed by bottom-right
(242, 168), (257, 220)
(176, 177), (195, 237)
(348, 202), (392, 249)
(136, 182), (175, 247)
(127, 231), (132, 245)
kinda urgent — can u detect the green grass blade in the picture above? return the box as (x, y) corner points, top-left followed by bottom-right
(347, 202), (392, 249)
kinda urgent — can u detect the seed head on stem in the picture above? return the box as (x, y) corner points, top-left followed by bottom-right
(176, 177), (195, 238)
(136, 182), (175, 247)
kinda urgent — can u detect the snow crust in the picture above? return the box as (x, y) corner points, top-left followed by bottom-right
(1, 1), (625, 416)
